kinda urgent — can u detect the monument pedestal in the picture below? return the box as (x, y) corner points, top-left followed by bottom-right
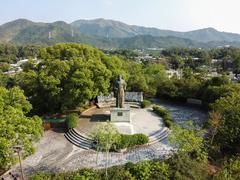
(110, 106), (130, 123)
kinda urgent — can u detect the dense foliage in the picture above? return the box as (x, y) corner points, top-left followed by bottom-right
(66, 113), (79, 129)
(29, 160), (170, 180)
(0, 44), (42, 72)
(17, 43), (126, 114)
(0, 87), (43, 170)
(210, 93), (240, 154)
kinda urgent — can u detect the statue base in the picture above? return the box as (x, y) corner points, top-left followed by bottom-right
(110, 106), (130, 123)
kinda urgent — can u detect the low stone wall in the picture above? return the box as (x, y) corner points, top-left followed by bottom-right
(97, 93), (115, 103)
(97, 92), (143, 104)
(125, 92), (143, 102)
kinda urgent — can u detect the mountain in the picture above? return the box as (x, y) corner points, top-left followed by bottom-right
(0, 19), (114, 48)
(71, 18), (240, 43)
(0, 19), (35, 42)
(112, 35), (202, 49)
(183, 27), (240, 42)
(1, 18), (240, 49)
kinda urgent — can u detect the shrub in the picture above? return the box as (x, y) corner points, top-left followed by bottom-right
(131, 134), (149, 145)
(29, 172), (52, 180)
(29, 169), (97, 180)
(130, 161), (151, 180)
(141, 100), (151, 108)
(153, 106), (174, 128)
(66, 113), (79, 129)
(150, 161), (169, 180)
(100, 166), (134, 180)
(72, 168), (97, 180)
(114, 133), (149, 150)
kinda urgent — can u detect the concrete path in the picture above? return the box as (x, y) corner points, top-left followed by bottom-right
(8, 99), (207, 178)
(10, 130), (172, 177)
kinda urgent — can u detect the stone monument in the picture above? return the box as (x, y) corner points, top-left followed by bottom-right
(114, 75), (127, 108)
(110, 75), (130, 122)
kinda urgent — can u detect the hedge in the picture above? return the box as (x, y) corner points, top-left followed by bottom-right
(66, 113), (79, 129)
(141, 100), (152, 108)
(114, 133), (149, 150)
(152, 106), (174, 128)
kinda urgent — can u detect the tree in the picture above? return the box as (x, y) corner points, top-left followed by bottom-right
(90, 122), (120, 178)
(169, 55), (184, 70)
(0, 87), (43, 170)
(169, 121), (207, 160)
(233, 56), (240, 75)
(208, 111), (221, 145)
(211, 92), (240, 153)
(17, 43), (117, 114)
(213, 157), (240, 180)
(0, 72), (9, 87)
(126, 62), (148, 92)
(144, 63), (167, 95)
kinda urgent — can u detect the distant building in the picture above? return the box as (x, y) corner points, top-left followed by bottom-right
(4, 58), (39, 75)
(166, 69), (182, 78)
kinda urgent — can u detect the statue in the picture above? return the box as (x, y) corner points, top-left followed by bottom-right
(114, 75), (127, 108)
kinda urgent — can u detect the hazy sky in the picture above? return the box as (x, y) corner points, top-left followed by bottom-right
(1, 0), (240, 33)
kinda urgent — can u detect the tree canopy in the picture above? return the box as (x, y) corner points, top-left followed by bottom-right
(0, 86), (43, 170)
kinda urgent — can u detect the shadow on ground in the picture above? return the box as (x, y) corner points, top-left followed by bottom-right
(90, 114), (110, 122)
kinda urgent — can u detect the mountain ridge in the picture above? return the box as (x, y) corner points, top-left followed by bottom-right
(1, 18), (240, 49)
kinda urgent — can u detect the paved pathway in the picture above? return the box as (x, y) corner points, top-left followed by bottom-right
(8, 99), (207, 178)
(10, 130), (172, 177)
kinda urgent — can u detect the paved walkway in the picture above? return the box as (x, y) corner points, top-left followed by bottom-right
(10, 130), (172, 177)
(8, 99), (207, 177)
(77, 106), (165, 136)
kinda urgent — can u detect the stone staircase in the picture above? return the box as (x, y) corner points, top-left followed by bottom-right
(64, 128), (95, 150)
(148, 127), (170, 145)
(65, 127), (170, 150)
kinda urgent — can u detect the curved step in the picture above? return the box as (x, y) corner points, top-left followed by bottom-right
(67, 131), (93, 148)
(149, 127), (167, 136)
(149, 133), (169, 145)
(68, 130), (93, 145)
(149, 128), (168, 140)
(64, 134), (91, 150)
(154, 129), (169, 140)
(65, 132), (92, 148)
(64, 129), (95, 149)
(149, 128), (170, 144)
(71, 128), (93, 141)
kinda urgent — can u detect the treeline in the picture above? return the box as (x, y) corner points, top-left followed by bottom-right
(162, 47), (240, 73)
(109, 47), (240, 74)
(1, 43), (240, 113)
(0, 43), (166, 114)
(0, 44), (43, 72)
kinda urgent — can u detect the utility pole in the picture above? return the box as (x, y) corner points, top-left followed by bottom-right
(13, 146), (24, 180)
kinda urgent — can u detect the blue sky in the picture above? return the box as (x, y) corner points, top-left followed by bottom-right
(1, 0), (240, 33)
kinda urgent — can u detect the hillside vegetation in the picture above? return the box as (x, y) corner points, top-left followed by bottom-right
(1, 19), (240, 48)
